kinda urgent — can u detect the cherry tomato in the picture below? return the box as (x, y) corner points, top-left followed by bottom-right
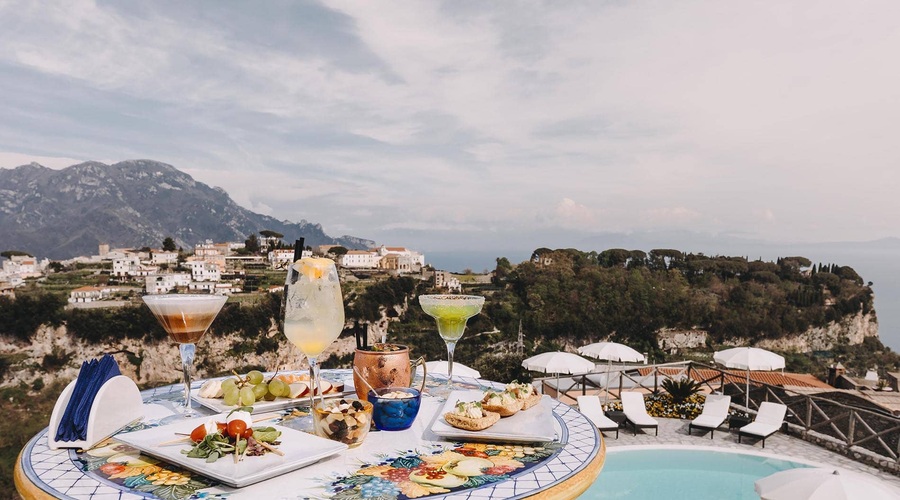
(190, 424), (207, 443)
(240, 427), (254, 439)
(216, 422), (227, 433)
(226, 420), (247, 439)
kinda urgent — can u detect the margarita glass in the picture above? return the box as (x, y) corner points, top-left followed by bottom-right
(418, 294), (484, 396)
(142, 294), (227, 419)
(283, 257), (345, 416)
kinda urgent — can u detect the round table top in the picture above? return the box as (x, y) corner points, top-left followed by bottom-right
(16, 369), (605, 500)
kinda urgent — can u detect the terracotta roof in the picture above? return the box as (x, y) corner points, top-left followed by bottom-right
(638, 367), (832, 389)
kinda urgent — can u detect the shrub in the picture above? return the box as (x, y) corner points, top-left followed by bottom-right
(662, 377), (702, 404)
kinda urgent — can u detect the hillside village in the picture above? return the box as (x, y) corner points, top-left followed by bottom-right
(0, 236), (474, 303)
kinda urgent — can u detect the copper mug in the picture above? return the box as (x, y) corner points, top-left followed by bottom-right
(353, 343), (425, 401)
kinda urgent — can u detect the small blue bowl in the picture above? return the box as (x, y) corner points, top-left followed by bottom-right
(368, 387), (422, 431)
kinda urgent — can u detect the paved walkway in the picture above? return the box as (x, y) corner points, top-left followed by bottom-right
(599, 416), (900, 490)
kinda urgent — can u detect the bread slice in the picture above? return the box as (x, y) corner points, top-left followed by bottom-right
(519, 391), (542, 410)
(481, 391), (523, 417)
(444, 409), (501, 431)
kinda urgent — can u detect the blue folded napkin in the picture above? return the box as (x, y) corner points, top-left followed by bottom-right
(55, 354), (121, 442)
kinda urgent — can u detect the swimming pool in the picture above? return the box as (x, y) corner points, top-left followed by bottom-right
(580, 447), (813, 499)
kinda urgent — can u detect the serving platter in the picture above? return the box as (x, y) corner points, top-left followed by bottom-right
(114, 413), (347, 488)
(430, 390), (557, 443)
(192, 375), (353, 414)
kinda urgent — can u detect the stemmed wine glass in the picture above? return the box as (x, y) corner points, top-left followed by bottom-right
(142, 294), (227, 420)
(418, 294), (484, 397)
(282, 257), (345, 416)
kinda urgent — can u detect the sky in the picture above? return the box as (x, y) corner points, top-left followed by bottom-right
(1, 0), (899, 257)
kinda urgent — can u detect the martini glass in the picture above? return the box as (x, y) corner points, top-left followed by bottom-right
(282, 258), (345, 426)
(418, 294), (484, 397)
(142, 294), (227, 419)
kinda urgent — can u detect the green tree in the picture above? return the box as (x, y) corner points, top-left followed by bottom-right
(162, 237), (177, 252)
(330, 246), (348, 256)
(244, 234), (261, 253)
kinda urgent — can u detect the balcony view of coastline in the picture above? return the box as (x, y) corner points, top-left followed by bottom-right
(2, 2), (900, 499)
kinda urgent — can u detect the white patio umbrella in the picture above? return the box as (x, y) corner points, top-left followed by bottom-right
(578, 342), (646, 403)
(713, 346), (785, 407)
(755, 468), (900, 500)
(416, 360), (481, 379)
(522, 352), (596, 400)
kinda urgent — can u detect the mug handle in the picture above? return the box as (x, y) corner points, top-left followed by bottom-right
(411, 356), (426, 392)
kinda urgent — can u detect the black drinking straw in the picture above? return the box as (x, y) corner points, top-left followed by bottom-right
(293, 238), (305, 262)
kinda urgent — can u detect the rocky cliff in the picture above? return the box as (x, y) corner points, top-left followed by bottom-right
(657, 310), (879, 353)
(0, 323), (366, 390)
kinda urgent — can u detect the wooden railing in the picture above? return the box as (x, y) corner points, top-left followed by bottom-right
(539, 361), (900, 469)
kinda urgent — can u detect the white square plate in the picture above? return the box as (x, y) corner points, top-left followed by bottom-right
(114, 414), (347, 488)
(430, 390), (557, 443)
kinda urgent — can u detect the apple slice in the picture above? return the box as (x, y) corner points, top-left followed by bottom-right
(317, 379), (333, 395)
(288, 382), (309, 398)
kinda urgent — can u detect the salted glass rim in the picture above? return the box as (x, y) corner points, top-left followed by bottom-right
(418, 294), (485, 305)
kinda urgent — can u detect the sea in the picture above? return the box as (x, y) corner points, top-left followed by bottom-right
(426, 242), (900, 352)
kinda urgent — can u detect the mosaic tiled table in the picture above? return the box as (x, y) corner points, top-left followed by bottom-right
(16, 369), (605, 499)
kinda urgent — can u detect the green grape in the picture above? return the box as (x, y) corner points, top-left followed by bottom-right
(263, 391), (277, 401)
(247, 370), (264, 385)
(269, 379), (288, 398)
(221, 378), (237, 391)
(252, 382), (268, 399)
(239, 386), (256, 406)
(223, 387), (240, 406)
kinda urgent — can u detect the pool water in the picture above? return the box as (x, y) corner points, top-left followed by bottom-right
(581, 448), (812, 500)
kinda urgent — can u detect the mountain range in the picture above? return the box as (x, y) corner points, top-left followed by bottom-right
(0, 159), (373, 259)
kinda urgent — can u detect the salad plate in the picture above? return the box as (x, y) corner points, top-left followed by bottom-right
(114, 413), (347, 488)
(430, 390), (557, 443)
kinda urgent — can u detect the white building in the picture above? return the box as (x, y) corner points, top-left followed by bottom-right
(150, 251), (179, 265)
(2, 255), (43, 279)
(145, 273), (192, 294)
(376, 245), (425, 267)
(112, 257), (158, 278)
(112, 256), (140, 277)
(434, 271), (461, 292)
(340, 250), (380, 269)
(187, 261), (221, 282)
(269, 249), (295, 269)
(68, 286), (117, 303)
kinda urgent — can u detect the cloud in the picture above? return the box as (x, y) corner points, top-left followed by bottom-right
(1, 1), (899, 246)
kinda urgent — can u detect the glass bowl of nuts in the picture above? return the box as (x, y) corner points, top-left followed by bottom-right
(368, 387), (422, 431)
(312, 398), (373, 447)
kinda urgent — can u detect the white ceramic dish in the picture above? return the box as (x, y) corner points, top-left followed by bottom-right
(430, 390), (557, 443)
(114, 413), (347, 488)
(192, 376), (352, 414)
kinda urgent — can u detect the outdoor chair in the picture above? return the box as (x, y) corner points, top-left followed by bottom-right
(738, 401), (787, 448)
(688, 394), (731, 438)
(577, 395), (619, 439)
(621, 391), (658, 436)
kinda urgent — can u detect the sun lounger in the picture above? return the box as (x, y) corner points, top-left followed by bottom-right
(577, 395), (619, 439)
(621, 391), (658, 436)
(738, 401), (787, 448)
(688, 394), (731, 438)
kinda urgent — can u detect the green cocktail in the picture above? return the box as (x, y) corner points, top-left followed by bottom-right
(418, 294), (485, 395)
